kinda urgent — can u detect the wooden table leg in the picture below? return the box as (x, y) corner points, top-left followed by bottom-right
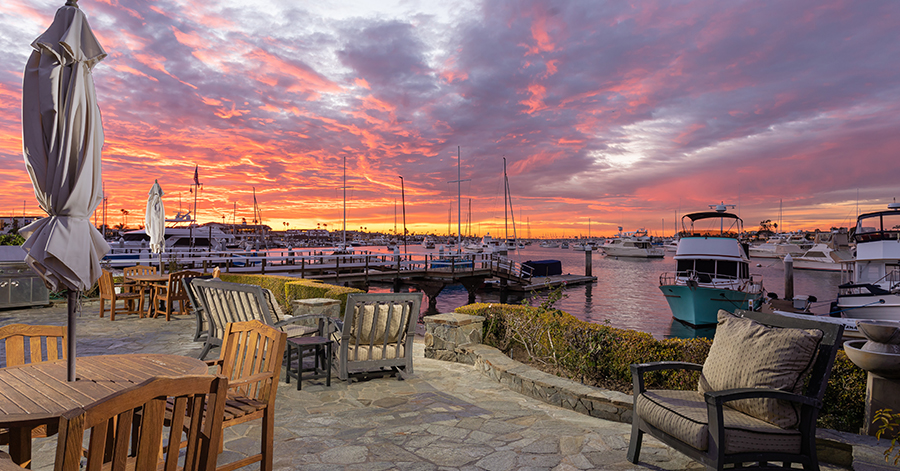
(8, 426), (32, 468)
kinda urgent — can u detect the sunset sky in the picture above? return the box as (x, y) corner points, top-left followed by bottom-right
(1, 0), (898, 238)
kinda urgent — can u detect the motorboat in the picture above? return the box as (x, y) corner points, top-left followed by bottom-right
(659, 203), (764, 326)
(748, 234), (807, 259)
(789, 230), (853, 271)
(539, 240), (559, 248)
(112, 224), (235, 251)
(835, 202), (900, 320)
(421, 236), (436, 249)
(599, 229), (664, 258)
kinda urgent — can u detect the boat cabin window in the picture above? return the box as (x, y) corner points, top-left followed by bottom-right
(122, 233), (150, 242)
(806, 251), (826, 258)
(856, 211), (900, 242)
(677, 259), (747, 280)
(676, 260), (693, 272)
(171, 237), (211, 247)
(717, 260), (738, 278)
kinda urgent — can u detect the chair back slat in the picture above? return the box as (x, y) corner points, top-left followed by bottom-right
(0, 324), (67, 368)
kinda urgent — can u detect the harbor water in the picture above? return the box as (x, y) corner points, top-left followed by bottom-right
(363, 245), (842, 339)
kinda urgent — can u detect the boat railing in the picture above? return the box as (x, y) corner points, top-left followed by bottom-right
(660, 270), (762, 292)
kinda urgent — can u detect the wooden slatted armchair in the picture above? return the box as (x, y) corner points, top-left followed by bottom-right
(98, 269), (143, 320)
(333, 292), (423, 381)
(153, 270), (201, 321)
(54, 375), (228, 471)
(0, 324), (67, 447)
(627, 309), (844, 471)
(205, 320), (287, 471)
(191, 279), (319, 360)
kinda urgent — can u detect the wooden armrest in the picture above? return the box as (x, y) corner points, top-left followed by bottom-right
(704, 387), (820, 408)
(204, 359), (221, 367)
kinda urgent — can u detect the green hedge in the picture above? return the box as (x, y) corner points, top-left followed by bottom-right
(219, 274), (363, 314)
(455, 302), (866, 433)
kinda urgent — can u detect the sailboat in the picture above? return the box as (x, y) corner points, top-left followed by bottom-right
(501, 157), (517, 252)
(333, 156), (353, 254)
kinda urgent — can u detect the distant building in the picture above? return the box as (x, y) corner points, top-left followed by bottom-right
(0, 216), (42, 234)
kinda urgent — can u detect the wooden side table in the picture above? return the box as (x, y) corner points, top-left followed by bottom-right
(284, 336), (332, 390)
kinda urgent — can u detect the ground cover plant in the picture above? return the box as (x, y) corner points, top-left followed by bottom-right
(455, 288), (866, 433)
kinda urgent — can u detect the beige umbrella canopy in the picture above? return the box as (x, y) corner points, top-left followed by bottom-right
(145, 180), (165, 271)
(20, 0), (109, 381)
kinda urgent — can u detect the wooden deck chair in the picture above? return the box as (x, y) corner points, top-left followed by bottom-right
(205, 320), (287, 471)
(54, 375), (228, 471)
(153, 270), (201, 321)
(0, 324), (67, 447)
(98, 269), (143, 321)
(122, 264), (157, 314)
(333, 292), (423, 381)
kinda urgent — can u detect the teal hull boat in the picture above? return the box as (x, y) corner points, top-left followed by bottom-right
(660, 284), (762, 326)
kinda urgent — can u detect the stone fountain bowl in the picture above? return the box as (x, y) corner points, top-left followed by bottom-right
(844, 340), (900, 379)
(857, 320), (900, 345)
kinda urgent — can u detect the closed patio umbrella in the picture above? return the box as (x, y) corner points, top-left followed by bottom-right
(20, 0), (109, 381)
(145, 180), (165, 272)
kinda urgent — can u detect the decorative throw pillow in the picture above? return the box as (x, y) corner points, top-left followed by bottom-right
(698, 310), (822, 428)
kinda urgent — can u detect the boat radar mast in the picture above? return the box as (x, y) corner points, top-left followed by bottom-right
(709, 202), (736, 233)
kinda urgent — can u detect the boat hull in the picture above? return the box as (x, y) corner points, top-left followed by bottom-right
(837, 293), (900, 320)
(660, 284), (762, 326)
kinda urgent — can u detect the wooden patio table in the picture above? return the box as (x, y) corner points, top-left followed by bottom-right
(0, 353), (208, 468)
(124, 273), (169, 317)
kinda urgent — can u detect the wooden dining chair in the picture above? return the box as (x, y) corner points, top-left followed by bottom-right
(123, 264), (157, 314)
(0, 324), (67, 449)
(98, 269), (143, 320)
(53, 375), (228, 471)
(153, 270), (201, 321)
(205, 320), (286, 471)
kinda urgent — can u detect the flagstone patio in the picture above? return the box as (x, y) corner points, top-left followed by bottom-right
(0, 301), (886, 470)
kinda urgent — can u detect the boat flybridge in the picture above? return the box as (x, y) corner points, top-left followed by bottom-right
(659, 203), (764, 326)
(836, 202), (900, 320)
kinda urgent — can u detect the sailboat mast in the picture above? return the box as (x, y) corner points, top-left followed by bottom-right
(457, 147), (462, 248)
(503, 158), (508, 241)
(342, 156), (347, 247)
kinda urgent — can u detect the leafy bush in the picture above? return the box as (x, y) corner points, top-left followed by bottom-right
(219, 273), (362, 313)
(0, 234), (24, 245)
(456, 300), (866, 432)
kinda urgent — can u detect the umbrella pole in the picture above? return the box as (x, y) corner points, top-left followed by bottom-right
(67, 289), (77, 382)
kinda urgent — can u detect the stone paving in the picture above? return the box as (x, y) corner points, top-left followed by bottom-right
(0, 301), (884, 470)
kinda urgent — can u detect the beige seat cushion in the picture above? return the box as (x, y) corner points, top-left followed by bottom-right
(698, 310), (822, 428)
(637, 389), (801, 454)
(351, 304), (407, 343)
(335, 342), (405, 362)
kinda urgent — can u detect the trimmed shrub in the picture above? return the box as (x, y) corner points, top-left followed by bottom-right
(456, 302), (866, 432)
(219, 273), (363, 314)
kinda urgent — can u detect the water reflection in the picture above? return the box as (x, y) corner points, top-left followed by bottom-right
(337, 245), (842, 340)
(666, 319), (717, 340)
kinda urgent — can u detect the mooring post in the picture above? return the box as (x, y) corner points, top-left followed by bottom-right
(784, 253), (794, 300)
(585, 246), (593, 277)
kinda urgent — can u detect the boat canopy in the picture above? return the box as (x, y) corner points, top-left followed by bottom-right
(854, 205), (900, 243)
(680, 210), (743, 238)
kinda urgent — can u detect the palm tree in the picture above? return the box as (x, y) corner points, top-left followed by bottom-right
(120, 209), (129, 229)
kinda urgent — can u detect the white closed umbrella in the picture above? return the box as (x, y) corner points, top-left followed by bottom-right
(20, 0), (109, 381)
(145, 180), (165, 272)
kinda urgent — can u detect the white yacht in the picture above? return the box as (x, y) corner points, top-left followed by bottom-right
(749, 234), (808, 259)
(836, 203), (900, 320)
(599, 229), (664, 258)
(659, 204), (764, 326)
(790, 230), (853, 271)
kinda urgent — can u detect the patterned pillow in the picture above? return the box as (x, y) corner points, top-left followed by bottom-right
(698, 310), (822, 428)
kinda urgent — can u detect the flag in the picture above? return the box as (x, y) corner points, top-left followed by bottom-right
(193, 165), (200, 186)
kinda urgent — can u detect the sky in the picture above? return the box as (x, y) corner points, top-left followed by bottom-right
(1, 0), (898, 238)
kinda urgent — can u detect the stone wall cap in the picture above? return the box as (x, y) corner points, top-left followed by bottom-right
(292, 298), (341, 305)
(424, 313), (485, 326)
